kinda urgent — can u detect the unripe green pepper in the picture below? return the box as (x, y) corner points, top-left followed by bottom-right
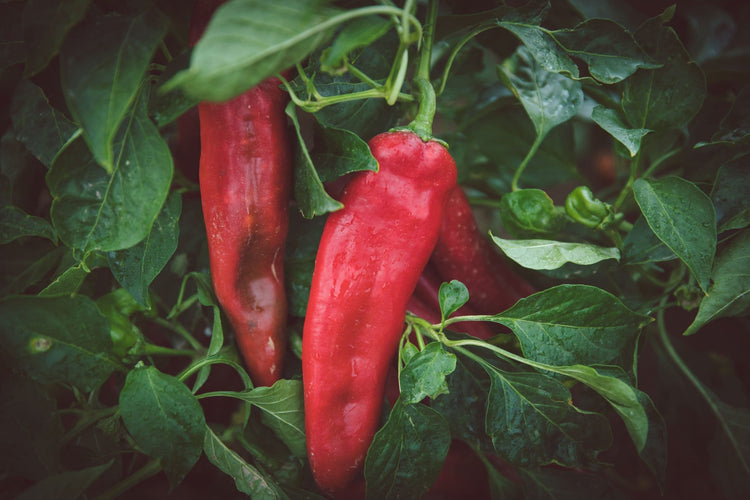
(565, 186), (613, 229)
(500, 188), (565, 238)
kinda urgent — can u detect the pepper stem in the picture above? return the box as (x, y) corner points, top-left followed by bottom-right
(408, 77), (436, 140)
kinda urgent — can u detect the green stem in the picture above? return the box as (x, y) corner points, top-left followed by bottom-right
(151, 317), (204, 351)
(511, 133), (544, 191)
(142, 343), (195, 357)
(178, 355), (254, 390)
(408, 77), (437, 140)
(614, 150), (641, 210)
(60, 407), (119, 446)
(93, 459), (162, 500)
(417, 0), (439, 82)
(436, 24), (496, 96)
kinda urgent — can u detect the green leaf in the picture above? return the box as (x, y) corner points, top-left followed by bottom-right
(48, 86), (173, 254)
(0, 205), (56, 244)
(685, 230), (750, 335)
(484, 367), (611, 468)
(622, 216), (676, 266)
(429, 358), (488, 444)
(400, 342), (457, 404)
(712, 159), (750, 232)
(310, 124), (378, 182)
(438, 280), (470, 319)
(633, 177), (717, 293)
(10, 79), (79, 168)
(499, 189), (564, 238)
(14, 461), (113, 500)
(0, 243), (66, 296)
(498, 18), (579, 79)
(149, 50), (199, 128)
(203, 426), (284, 499)
(284, 212), (326, 316)
(108, 191), (181, 307)
(490, 285), (651, 371)
(320, 16), (392, 73)
(712, 86), (750, 143)
(119, 365), (206, 486)
(622, 10), (706, 130)
(22, 0), (92, 77)
(243, 379), (306, 457)
(166, 0), (341, 101)
(60, 8), (168, 171)
(498, 45), (583, 139)
(37, 261), (89, 297)
(491, 236), (620, 270)
(591, 105), (651, 157)
(0, 295), (117, 391)
(364, 400), (451, 500)
(287, 102), (343, 219)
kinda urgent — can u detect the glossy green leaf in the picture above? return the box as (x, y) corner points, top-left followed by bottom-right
(438, 280), (470, 319)
(400, 342), (457, 404)
(484, 367), (611, 468)
(14, 461), (113, 500)
(429, 358), (488, 444)
(491, 236), (620, 270)
(498, 20), (579, 79)
(119, 365), (206, 486)
(108, 191), (181, 307)
(60, 8), (167, 171)
(242, 379), (306, 457)
(47, 87), (173, 254)
(498, 46), (583, 139)
(685, 230), (750, 335)
(22, 0), (92, 76)
(320, 16), (392, 72)
(0, 206), (56, 244)
(203, 426), (283, 499)
(37, 261), (89, 297)
(365, 400), (451, 500)
(634, 177), (716, 293)
(167, 0), (341, 101)
(591, 105), (651, 157)
(490, 285), (651, 371)
(0, 295), (116, 391)
(310, 124), (378, 182)
(10, 79), (79, 168)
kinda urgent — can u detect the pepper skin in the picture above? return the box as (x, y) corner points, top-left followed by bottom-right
(192, 0), (291, 387)
(431, 186), (535, 315)
(302, 130), (457, 496)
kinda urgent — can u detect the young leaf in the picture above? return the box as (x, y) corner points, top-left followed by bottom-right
(243, 380), (306, 458)
(47, 87), (174, 254)
(484, 367), (611, 468)
(0, 295), (117, 391)
(13, 460), (114, 500)
(490, 285), (651, 371)
(287, 102), (344, 219)
(119, 365), (206, 486)
(633, 177), (716, 293)
(0, 206), (57, 244)
(399, 342), (457, 404)
(108, 191), (182, 307)
(438, 280), (470, 319)
(490, 236), (620, 270)
(167, 0), (342, 101)
(10, 79), (79, 167)
(203, 426), (285, 498)
(364, 400), (451, 500)
(685, 230), (750, 335)
(22, 0), (92, 77)
(498, 46), (583, 140)
(591, 105), (651, 157)
(60, 8), (168, 171)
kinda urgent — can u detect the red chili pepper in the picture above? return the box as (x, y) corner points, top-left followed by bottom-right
(302, 130), (457, 496)
(431, 185), (535, 315)
(192, 0), (291, 387)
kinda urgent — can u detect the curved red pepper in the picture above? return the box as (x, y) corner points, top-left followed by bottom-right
(432, 186), (535, 315)
(192, 0), (291, 387)
(302, 130), (457, 496)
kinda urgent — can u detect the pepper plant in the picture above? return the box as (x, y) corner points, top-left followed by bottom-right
(1, 0), (749, 499)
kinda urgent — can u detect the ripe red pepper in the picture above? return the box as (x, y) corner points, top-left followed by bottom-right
(302, 130), (457, 496)
(431, 185), (535, 315)
(192, 0), (291, 387)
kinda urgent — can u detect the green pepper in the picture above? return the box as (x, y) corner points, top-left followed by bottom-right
(565, 186), (613, 229)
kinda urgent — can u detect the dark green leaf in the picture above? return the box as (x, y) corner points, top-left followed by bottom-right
(284, 213), (325, 316)
(167, 0), (341, 101)
(119, 365), (206, 486)
(149, 50), (199, 128)
(622, 216), (676, 266)
(320, 16), (392, 73)
(287, 102), (343, 219)
(499, 189), (563, 238)
(204, 426), (285, 499)
(108, 191), (181, 307)
(400, 342), (457, 404)
(484, 368), (611, 468)
(438, 280), (470, 319)
(311, 125), (378, 182)
(243, 379), (306, 457)
(0, 295), (116, 391)
(430, 357), (488, 444)
(37, 261), (89, 297)
(491, 285), (651, 371)
(22, 0), (92, 76)
(712, 158), (750, 232)
(591, 105), (650, 157)
(60, 8), (168, 171)
(713, 86), (750, 144)
(0, 205), (56, 244)
(685, 230), (750, 335)
(14, 461), (113, 500)
(10, 79), (79, 167)
(633, 177), (716, 293)
(491, 236), (620, 270)
(48, 87), (173, 254)
(0, 242), (66, 296)
(364, 400), (451, 500)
